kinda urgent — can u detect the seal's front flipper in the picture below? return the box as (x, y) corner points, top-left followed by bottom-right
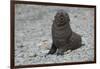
(47, 43), (57, 55)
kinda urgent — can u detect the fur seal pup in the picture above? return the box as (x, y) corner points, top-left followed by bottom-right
(47, 10), (82, 55)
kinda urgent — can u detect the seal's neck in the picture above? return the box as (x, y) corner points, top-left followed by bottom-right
(54, 22), (71, 31)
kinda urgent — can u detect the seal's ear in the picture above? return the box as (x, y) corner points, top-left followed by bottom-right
(65, 13), (70, 22)
(53, 20), (55, 24)
(68, 17), (70, 22)
(54, 15), (57, 19)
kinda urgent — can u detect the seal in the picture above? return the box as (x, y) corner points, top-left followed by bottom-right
(47, 10), (82, 55)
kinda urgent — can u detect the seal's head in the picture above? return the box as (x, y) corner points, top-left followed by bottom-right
(54, 10), (70, 26)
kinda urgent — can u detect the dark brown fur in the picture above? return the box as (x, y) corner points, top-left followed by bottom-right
(47, 10), (82, 55)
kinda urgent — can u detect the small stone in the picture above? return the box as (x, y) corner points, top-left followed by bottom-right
(33, 54), (38, 57)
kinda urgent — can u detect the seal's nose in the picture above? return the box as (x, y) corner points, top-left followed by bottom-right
(59, 14), (64, 20)
(60, 16), (64, 21)
(60, 17), (64, 20)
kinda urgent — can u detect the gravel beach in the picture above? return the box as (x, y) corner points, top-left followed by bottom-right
(15, 4), (95, 66)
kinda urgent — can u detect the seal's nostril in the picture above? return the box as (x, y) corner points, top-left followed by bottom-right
(60, 17), (64, 20)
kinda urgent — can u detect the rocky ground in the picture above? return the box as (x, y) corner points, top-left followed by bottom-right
(15, 4), (95, 66)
